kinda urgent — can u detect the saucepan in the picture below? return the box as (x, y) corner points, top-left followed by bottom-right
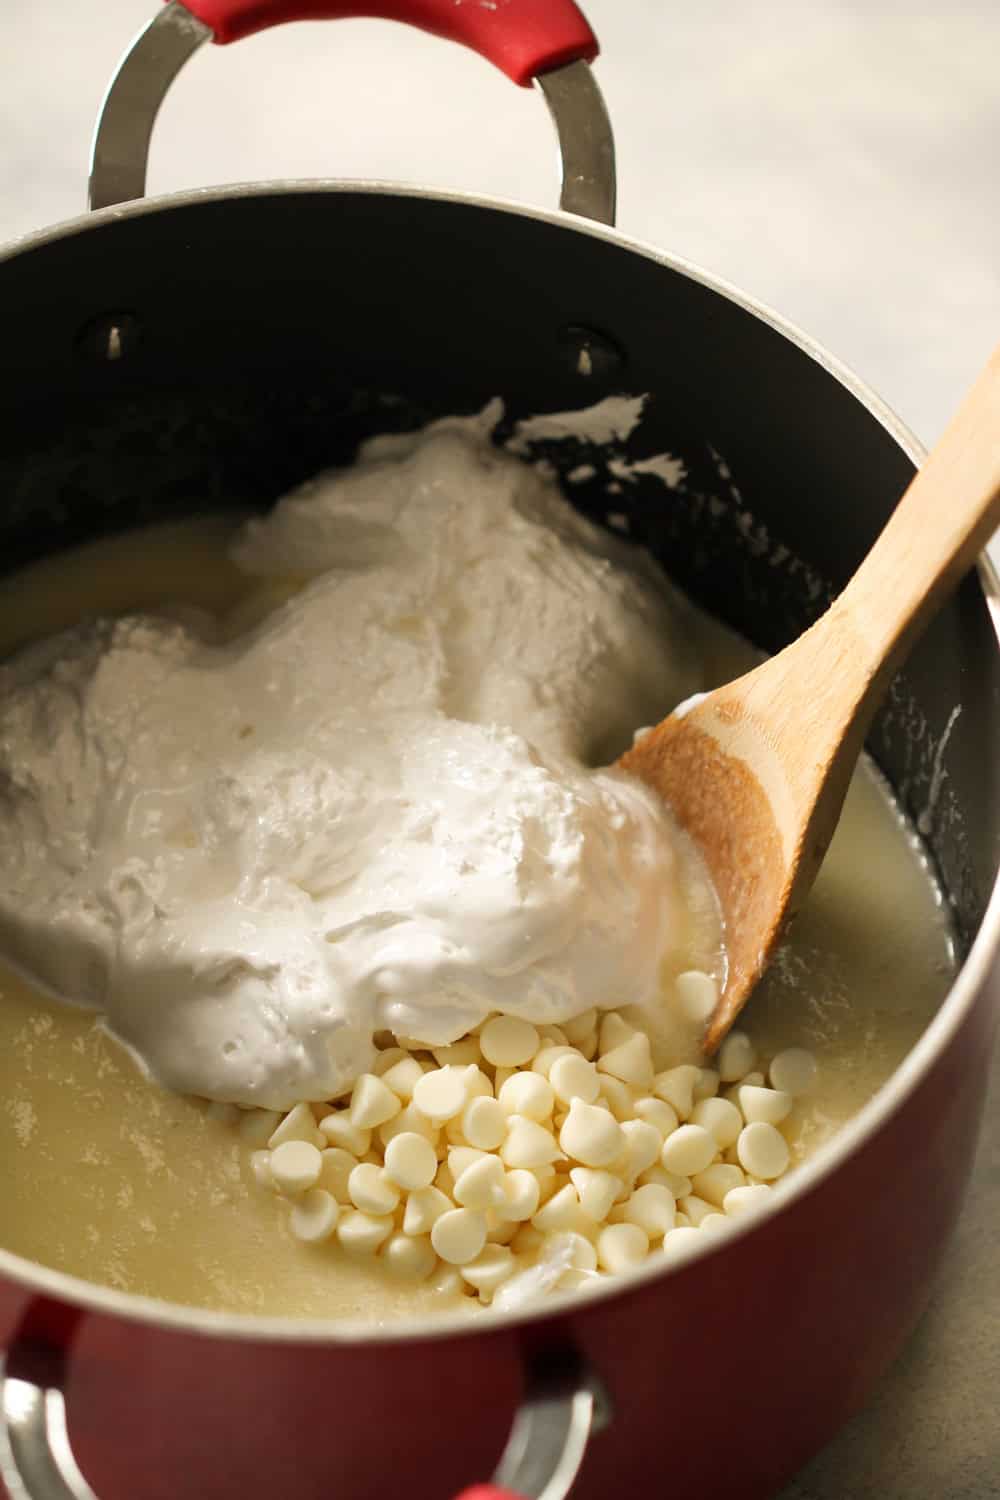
(0, 3), (997, 1497)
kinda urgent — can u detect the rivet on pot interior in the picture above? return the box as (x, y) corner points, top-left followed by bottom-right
(556, 324), (627, 381)
(75, 311), (142, 364)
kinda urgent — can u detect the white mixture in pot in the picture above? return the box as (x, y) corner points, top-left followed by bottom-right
(0, 405), (713, 1111)
(0, 402), (956, 1318)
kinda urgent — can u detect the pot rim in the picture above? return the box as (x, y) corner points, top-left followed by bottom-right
(1, 179), (998, 1347)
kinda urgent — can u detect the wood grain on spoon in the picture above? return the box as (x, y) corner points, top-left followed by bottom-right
(620, 342), (1000, 1052)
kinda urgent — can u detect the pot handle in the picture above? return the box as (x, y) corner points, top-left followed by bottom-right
(88, 0), (615, 224)
(173, 0), (597, 76)
(0, 1307), (608, 1500)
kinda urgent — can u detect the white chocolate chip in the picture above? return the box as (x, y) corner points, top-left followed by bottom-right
(620, 1119), (663, 1179)
(624, 1184), (676, 1238)
(717, 1031), (757, 1085)
(270, 1101), (325, 1151)
(479, 1016), (540, 1068)
(383, 1132), (438, 1191)
(531, 1045), (576, 1078)
(350, 1073), (403, 1130)
(402, 1185), (453, 1236)
(459, 1244), (517, 1294)
(463, 1066), (494, 1100)
(249, 1150), (273, 1189)
(675, 969), (718, 1023)
(577, 1030), (599, 1061)
(679, 1194), (716, 1227)
(379, 1057), (427, 1101)
(633, 1096), (679, 1138)
(723, 1183), (774, 1217)
(432, 1037), (481, 1068)
(412, 1066), (470, 1123)
(559, 1100), (625, 1167)
(690, 1096), (743, 1149)
(737, 1122), (790, 1179)
(348, 1162), (401, 1216)
(597, 1222), (649, 1272)
(531, 1163), (558, 1198)
(662, 1226), (702, 1257)
(448, 1146), (489, 1179)
(461, 1096), (506, 1151)
(498, 1072), (555, 1121)
(700, 1213), (729, 1235)
(597, 1032), (654, 1090)
(597, 1075), (637, 1122)
(562, 1009), (598, 1045)
(492, 1067), (516, 1095)
(383, 1232), (438, 1280)
(431, 1208), (488, 1265)
(511, 1224), (545, 1257)
(599, 1013), (635, 1054)
(638, 1164), (691, 1196)
(560, 1231), (598, 1272)
(372, 1046), (407, 1076)
(692, 1068), (720, 1102)
(318, 1111), (371, 1157)
(317, 1147), (358, 1202)
(549, 1052), (600, 1106)
(428, 1264), (464, 1299)
(531, 1184), (585, 1235)
(270, 1139), (323, 1195)
(289, 1187), (340, 1243)
(737, 1084), (793, 1126)
(653, 1065), (700, 1120)
(501, 1117), (562, 1169)
(556, 1268), (600, 1295)
(691, 1163), (745, 1206)
(488, 1217), (519, 1246)
(660, 1123), (716, 1177)
(337, 1209), (394, 1255)
(499, 1169), (541, 1222)
(453, 1155), (508, 1211)
(435, 1162), (456, 1197)
(378, 1103), (438, 1148)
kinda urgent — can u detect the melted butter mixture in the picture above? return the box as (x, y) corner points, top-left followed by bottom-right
(0, 517), (955, 1318)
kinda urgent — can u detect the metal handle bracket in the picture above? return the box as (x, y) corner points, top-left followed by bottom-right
(88, 1), (615, 223)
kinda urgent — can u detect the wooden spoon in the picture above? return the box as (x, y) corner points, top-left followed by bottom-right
(619, 345), (1000, 1052)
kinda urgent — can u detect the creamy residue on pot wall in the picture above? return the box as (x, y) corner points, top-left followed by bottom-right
(0, 403), (716, 1111)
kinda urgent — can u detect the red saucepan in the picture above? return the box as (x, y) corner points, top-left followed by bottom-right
(0, 3), (997, 1497)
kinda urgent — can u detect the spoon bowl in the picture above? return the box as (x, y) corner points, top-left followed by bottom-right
(622, 344), (1000, 1048)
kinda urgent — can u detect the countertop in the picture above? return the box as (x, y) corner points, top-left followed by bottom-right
(2, 1), (999, 1494)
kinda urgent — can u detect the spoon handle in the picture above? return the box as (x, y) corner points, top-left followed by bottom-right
(830, 341), (1000, 694)
(709, 342), (1000, 1028)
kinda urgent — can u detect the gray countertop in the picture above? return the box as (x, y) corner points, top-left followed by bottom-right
(2, 1), (999, 1494)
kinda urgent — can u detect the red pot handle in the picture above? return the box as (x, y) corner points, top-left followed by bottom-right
(453, 1489), (526, 1500)
(175, 0), (598, 84)
(0, 1302), (608, 1500)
